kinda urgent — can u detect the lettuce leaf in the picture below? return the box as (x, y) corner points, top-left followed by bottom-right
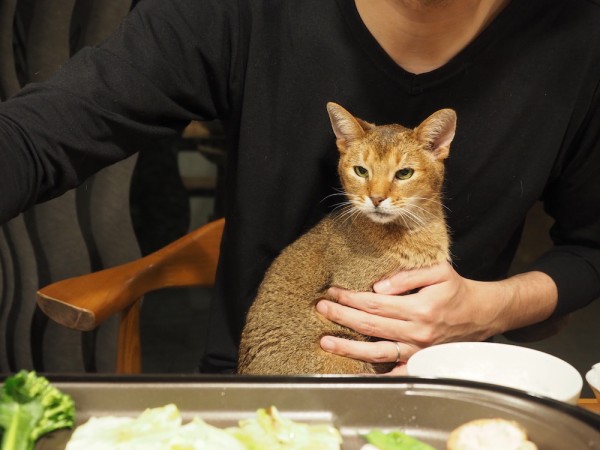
(65, 404), (245, 450)
(229, 406), (342, 450)
(66, 404), (341, 450)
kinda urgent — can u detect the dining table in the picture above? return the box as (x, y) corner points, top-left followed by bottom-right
(579, 397), (600, 414)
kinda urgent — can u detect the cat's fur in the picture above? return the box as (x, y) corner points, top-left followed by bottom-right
(237, 102), (456, 375)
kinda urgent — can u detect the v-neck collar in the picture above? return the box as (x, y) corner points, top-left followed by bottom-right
(336, 0), (522, 93)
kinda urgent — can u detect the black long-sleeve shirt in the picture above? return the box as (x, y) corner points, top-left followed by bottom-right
(1, 0), (599, 373)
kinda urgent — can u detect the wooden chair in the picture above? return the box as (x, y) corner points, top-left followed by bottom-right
(0, 0), (137, 373)
(0, 0), (223, 375)
(37, 218), (224, 374)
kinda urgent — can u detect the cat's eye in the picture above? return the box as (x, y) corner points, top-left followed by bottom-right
(395, 168), (414, 180)
(354, 166), (369, 178)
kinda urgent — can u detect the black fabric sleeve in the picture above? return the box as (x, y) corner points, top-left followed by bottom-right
(0, 0), (240, 223)
(531, 80), (600, 316)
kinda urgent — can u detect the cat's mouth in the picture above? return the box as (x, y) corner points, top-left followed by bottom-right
(366, 209), (396, 224)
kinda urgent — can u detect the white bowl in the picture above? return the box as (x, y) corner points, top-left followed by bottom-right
(407, 342), (583, 404)
(585, 362), (600, 402)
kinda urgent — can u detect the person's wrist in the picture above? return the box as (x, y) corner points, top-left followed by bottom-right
(490, 277), (521, 335)
(476, 272), (558, 337)
(468, 278), (514, 338)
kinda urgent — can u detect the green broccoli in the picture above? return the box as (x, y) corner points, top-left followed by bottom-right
(0, 370), (75, 450)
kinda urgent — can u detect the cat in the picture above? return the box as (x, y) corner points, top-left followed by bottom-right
(237, 102), (456, 375)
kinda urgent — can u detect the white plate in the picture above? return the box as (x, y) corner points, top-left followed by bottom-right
(407, 342), (583, 404)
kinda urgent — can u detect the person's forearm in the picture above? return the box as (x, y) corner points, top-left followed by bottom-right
(0, 116), (38, 222)
(469, 271), (558, 338)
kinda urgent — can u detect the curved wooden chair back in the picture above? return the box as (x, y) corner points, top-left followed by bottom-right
(37, 218), (224, 373)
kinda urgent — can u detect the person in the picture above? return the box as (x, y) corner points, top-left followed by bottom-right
(0, 0), (599, 374)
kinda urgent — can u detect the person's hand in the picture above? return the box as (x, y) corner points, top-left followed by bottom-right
(316, 261), (530, 373)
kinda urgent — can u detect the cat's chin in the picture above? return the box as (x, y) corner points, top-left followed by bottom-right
(365, 211), (398, 224)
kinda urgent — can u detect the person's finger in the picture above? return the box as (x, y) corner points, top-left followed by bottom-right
(324, 287), (441, 337)
(316, 298), (433, 343)
(320, 335), (418, 364)
(373, 261), (451, 295)
(316, 299), (408, 339)
(326, 287), (416, 320)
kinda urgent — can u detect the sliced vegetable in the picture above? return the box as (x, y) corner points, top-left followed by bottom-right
(230, 406), (342, 450)
(364, 429), (435, 450)
(66, 403), (245, 450)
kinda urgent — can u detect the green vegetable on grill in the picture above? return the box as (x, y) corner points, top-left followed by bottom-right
(364, 429), (435, 450)
(0, 370), (75, 450)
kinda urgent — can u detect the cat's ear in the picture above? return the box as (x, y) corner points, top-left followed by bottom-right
(416, 109), (457, 160)
(327, 102), (373, 151)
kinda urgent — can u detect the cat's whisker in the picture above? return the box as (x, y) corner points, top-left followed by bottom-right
(330, 194), (365, 222)
(410, 196), (452, 212)
(407, 203), (438, 221)
(331, 204), (360, 225)
(337, 211), (358, 225)
(396, 210), (412, 229)
(350, 208), (364, 227)
(331, 200), (353, 210)
(402, 210), (422, 229)
(399, 197), (447, 223)
(409, 205), (431, 225)
(321, 189), (349, 204)
(398, 212), (419, 229)
(343, 206), (365, 226)
(331, 201), (356, 218)
(345, 209), (363, 226)
(398, 206), (428, 229)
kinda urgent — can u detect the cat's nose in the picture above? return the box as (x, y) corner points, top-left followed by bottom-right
(370, 196), (386, 207)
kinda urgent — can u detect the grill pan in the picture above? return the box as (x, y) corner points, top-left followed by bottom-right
(37, 375), (600, 449)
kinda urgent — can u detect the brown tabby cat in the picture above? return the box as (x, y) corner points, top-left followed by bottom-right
(237, 102), (456, 375)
